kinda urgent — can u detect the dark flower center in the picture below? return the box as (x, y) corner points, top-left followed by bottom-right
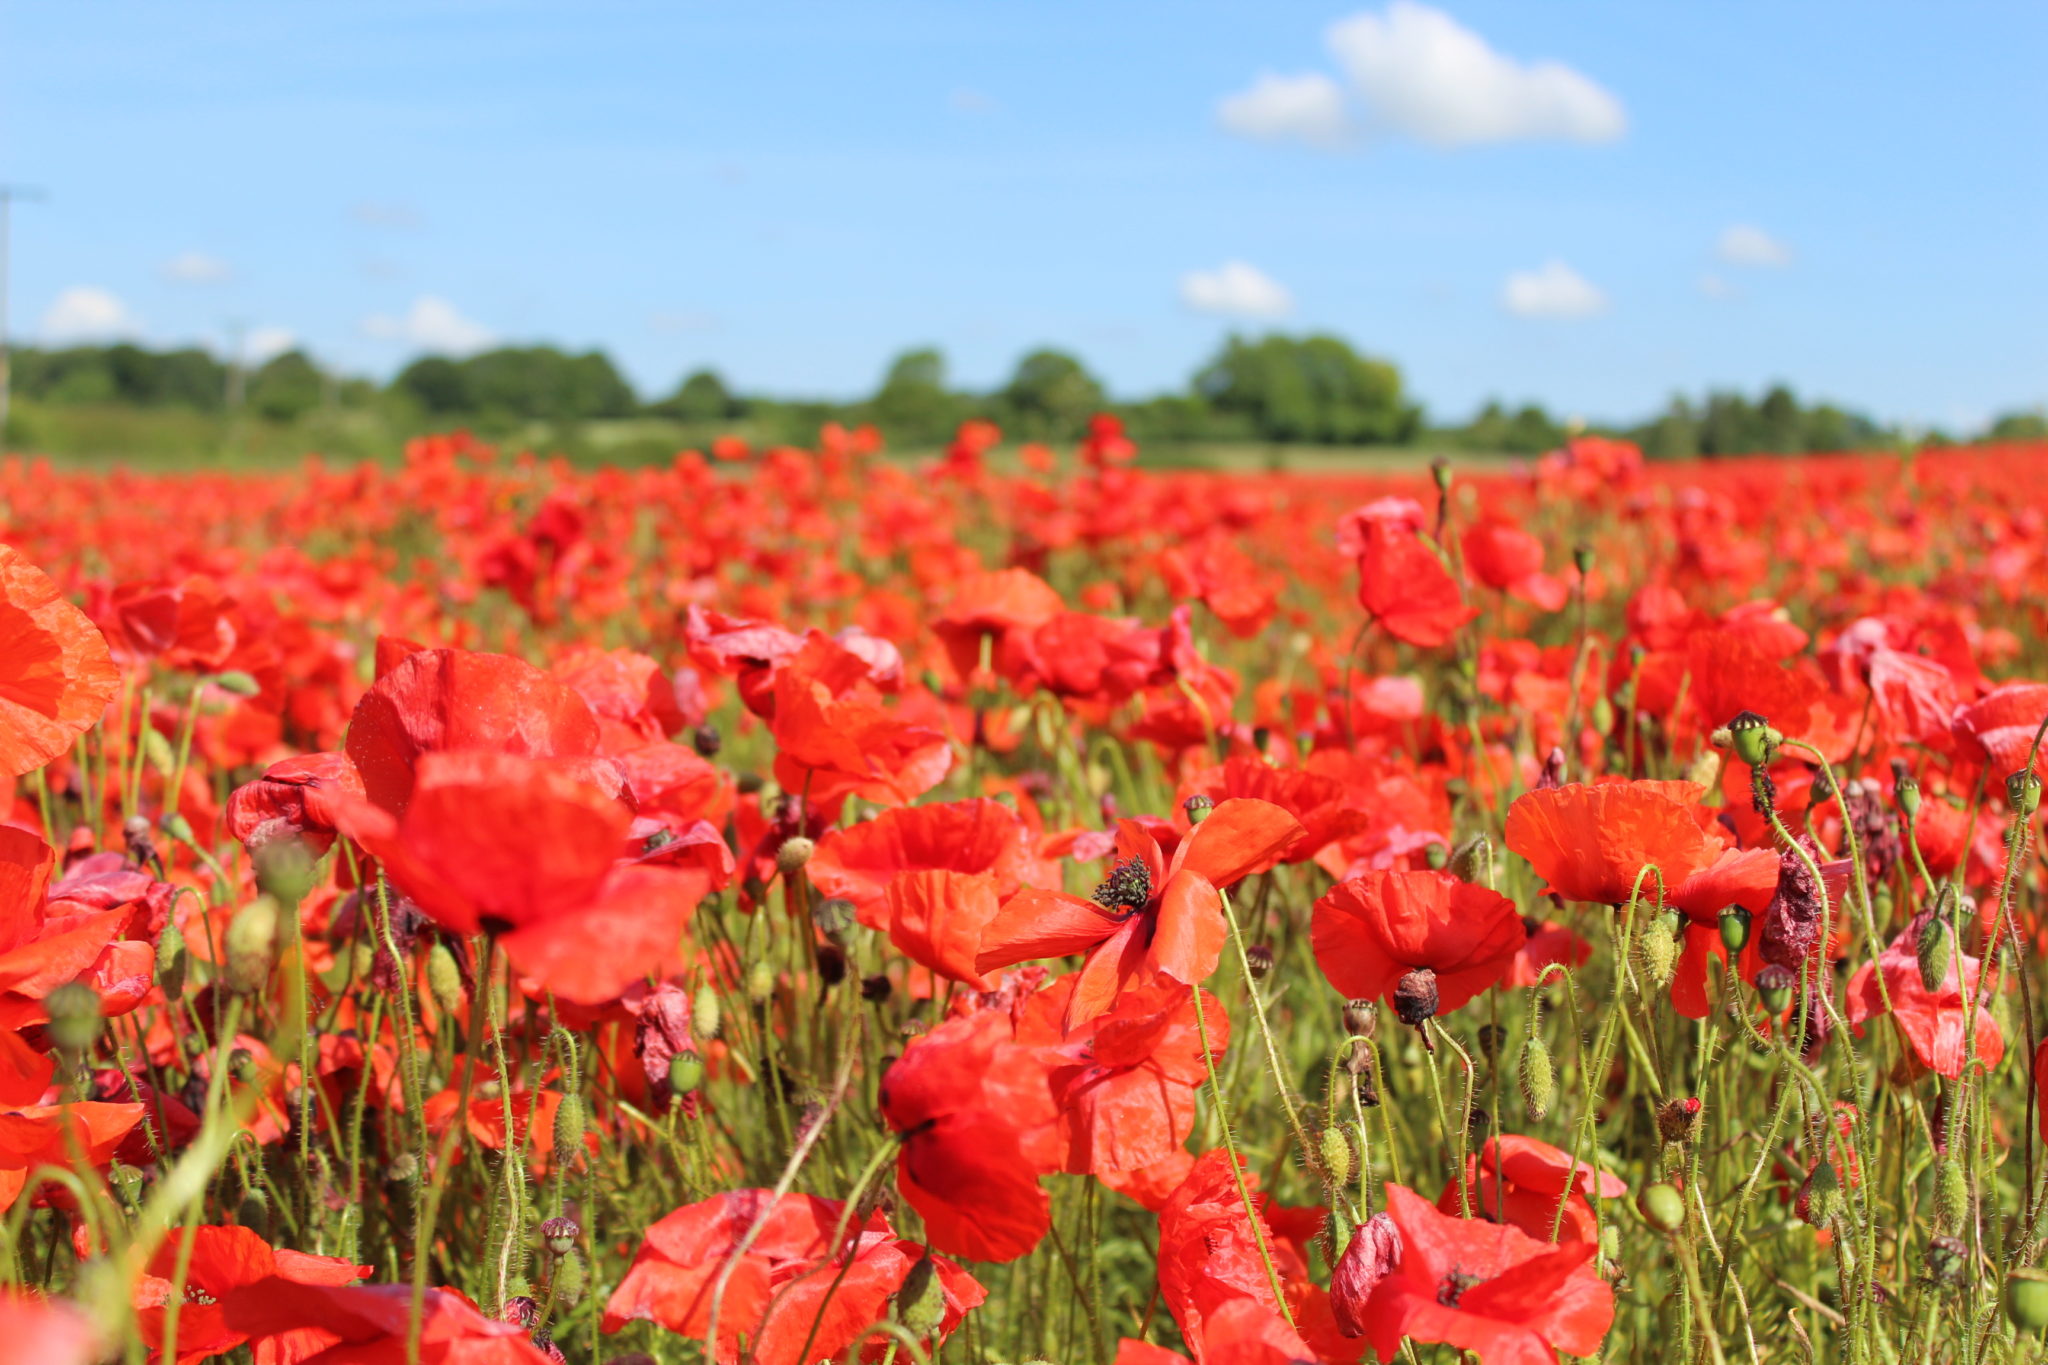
(1092, 856), (1152, 913)
(1437, 1269), (1483, 1307)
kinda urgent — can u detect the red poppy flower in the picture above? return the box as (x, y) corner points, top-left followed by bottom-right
(1174, 757), (1372, 867)
(0, 1291), (97, 1365)
(1310, 871), (1525, 1018)
(0, 828), (137, 1033)
(1461, 520), (1569, 611)
(766, 652), (951, 808)
(221, 1282), (553, 1364)
(106, 574), (239, 671)
(552, 646), (688, 750)
(1014, 970), (1225, 1175)
(930, 568), (1065, 682)
(133, 1225), (368, 1365)
(878, 1007), (1058, 1262)
(1352, 512), (1475, 648)
(346, 648), (609, 817)
(1953, 681), (2048, 775)
(1846, 910), (2003, 1078)
(334, 750), (705, 1004)
(1505, 781), (1722, 906)
(0, 544), (119, 779)
(1359, 1183), (1615, 1365)
(807, 798), (1041, 930)
(601, 1190), (984, 1365)
(0, 1033), (143, 1209)
(225, 752), (366, 859)
(1439, 1135), (1628, 1244)
(977, 799), (1302, 1026)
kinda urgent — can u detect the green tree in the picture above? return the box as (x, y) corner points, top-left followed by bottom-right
(1987, 410), (2048, 441)
(1001, 348), (1105, 440)
(1194, 334), (1419, 445)
(395, 356), (470, 415)
(870, 347), (958, 446)
(656, 368), (739, 422)
(247, 351), (325, 423)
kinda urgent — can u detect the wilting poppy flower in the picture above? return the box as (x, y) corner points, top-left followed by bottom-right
(1505, 781), (1721, 906)
(1461, 520), (1569, 612)
(0, 1291), (97, 1365)
(600, 1189), (983, 1364)
(878, 1007), (1058, 1262)
(1440, 1134), (1628, 1244)
(346, 648), (607, 817)
(1359, 1183), (1615, 1365)
(977, 799), (1302, 1026)
(133, 1224), (368, 1365)
(1351, 510), (1475, 648)
(334, 750), (705, 1004)
(1330, 1212), (1402, 1337)
(1846, 909), (2003, 1078)
(1310, 871), (1525, 1019)
(0, 544), (119, 779)
(225, 752), (366, 859)
(222, 1281), (553, 1364)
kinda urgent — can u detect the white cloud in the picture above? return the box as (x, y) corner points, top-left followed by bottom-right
(1324, 1), (1624, 147)
(243, 326), (297, 367)
(361, 295), (494, 354)
(1716, 224), (1792, 268)
(351, 200), (422, 230)
(1698, 273), (1736, 300)
(41, 287), (142, 343)
(948, 87), (996, 115)
(1217, 71), (1352, 147)
(162, 251), (231, 284)
(1179, 261), (1295, 319)
(1501, 260), (1607, 319)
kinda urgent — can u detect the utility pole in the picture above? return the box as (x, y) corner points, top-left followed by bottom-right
(0, 186), (48, 454)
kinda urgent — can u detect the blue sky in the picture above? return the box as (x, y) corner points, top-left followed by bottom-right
(4, 0), (2044, 429)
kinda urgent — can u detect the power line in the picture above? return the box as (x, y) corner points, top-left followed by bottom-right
(0, 185), (49, 453)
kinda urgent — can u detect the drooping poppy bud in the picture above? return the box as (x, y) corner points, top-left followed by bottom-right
(1476, 1023), (1505, 1062)
(550, 1250), (587, 1311)
(1638, 1182), (1686, 1233)
(776, 836), (815, 876)
(426, 941), (465, 1016)
(1916, 910), (1955, 993)
(1797, 1159), (1843, 1227)
(895, 1252), (948, 1337)
(692, 985), (722, 1040)
(553, 1094), (586, 1163)
(1449, 832), (1493, 887)
(692, 723), (722, 758)
(156, 919), (189, 999)
(1392, 967), (1439, 1026)
(746, 962), (775, 1004)
(1319, 1124), (1355, 1188)
(1518, 1034), (1555, 1121)
(2008, 1271), (2048, 1332)
(1330, 1211), (1402, 1337)
(1640, 911), (1682, 986)
(1935, 1156), (1970, 1231)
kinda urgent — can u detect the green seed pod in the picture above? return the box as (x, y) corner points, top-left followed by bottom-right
(1718, 906), (1752, 954)
(1755, 964), (1795, 1015)
(549, 1249), (587, 1311)
(1726, 710), (1779, 768)
(746, 962), (775, 1005)
(1318, 1124), (1354, 1189)
(253, 839), (317, 906)
(553, 1094), (587, 1163)
(213, 670), (262, 697)
(1638, 1182), (1686, 1234)
(2010, 769), (2043, 820)
(158, 812), (195, 845)
(896, 1253), (948, 1337)
(1183, 794), (1214, 825)
(1917, 912), (1955, 993)
(1518, 1034), (1555, 1122)
(775, 836), (814, 876)
(155, 920), (189, 1000)
(692, 984), (722, 1041)
(44, 982), (103, 1055)
(222, 897), (281, 996)
(425, 942), (465, 1016)
(668, 1050), (705, 1095)
(1448, 833), (1494, 889)
(2007, 1269), (2048, 1332)
(1640, 911), (1681, 987)
(1591, 695), (1616, 737)
(1895, 773), (1922, 821)
(1934, 1156), (1970, 1231)
(1423, 842), (1448, 870)
(1801, 1160), (1844, 1227)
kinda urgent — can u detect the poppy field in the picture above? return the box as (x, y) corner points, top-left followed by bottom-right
(5, 423), (2048, 1365)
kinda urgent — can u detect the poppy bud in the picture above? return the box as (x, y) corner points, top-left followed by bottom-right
(156, 919), (188, 999)
(1330, 1211), (1402, 1338)
(813, 896), (854, 944)
(1591, 695), (1615, 737)
(1183, 794), (1214, 825)
(1518, 1034), (1555, 1121)
(1935, 1156), (1970, 1231)
(553, 1094), (586, 1163)
(746, 962), (775, 1004)
(550, 1250), (586, 1311)
(1343, 998), (1378, 1039)
(1392, 967), (1439, 1026)
(230, 1048), (259, 1084)
(860, 973), (893, 1004)
(691, 723), (722, 758)
(1245, 943), (1274, 980)
(45, 982), (102, 1055)
(1718, 906), (1751, 954)
(223, 896), (282, 996)
(2008, 1270), (2048, 1332)
(1476, 1023), (1505, 1062)
(1449, 833), (1493, 888)
(1572, 544), (1594, 577)
(539, 1215), (580, 1257)
(1638, 1182), (1686, 1233)
(896, 1252), (948, 1337)
(1318, 1124), (1354, 1188)
(1724, 710), (1781, 768)
(237, 1186), (270, 1236)
(667, 1051), (704, 1095)
(1755, 964), (1795, 1015)
(1655, 1096), (1703, 1145)
(692, 985), (722, 1041)
(1917, 912), (1955, 993)
(213, 670), (261, 697)
(426, 942), (465, 1016)
(1430, 458), (1451, 494)
(776, 836), (814, 876)
(2009, 768), (2042, 819)
(1925, 1234), (1968, 1289)
(1537, 746), (1567, 790)
(253, 839), (317, 906)
(1798, 1159), (1843, 1227)
(159, 811), (195, 845)
(1640, 911), (1681, 987)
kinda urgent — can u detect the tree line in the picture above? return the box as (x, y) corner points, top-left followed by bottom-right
(7, 335), (2042, 457)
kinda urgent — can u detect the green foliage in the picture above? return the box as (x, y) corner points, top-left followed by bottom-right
(869, 346), (960, 447)
(1630, 384), (1889, 458)
(1194, 333), (1422, 445)
(394, 346), (637, 422)
(12, 344), (227, 410)
(653, 368), (740, 422)
(247, 351), (325, 424)
(999, 347), (1106, 440)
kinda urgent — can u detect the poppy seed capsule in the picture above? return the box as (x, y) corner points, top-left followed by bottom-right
(1343, 998), (1378, 1039)
(2008, 768), (2041, 819)
(1183, 793), (1214, 825)
(1925, 1234), (1968, 1289)
(539, 1215), (580, 1256)
(691, 723), (722, 758)
(1245, 943), (1274, 980)
(776, 836), (814, 875)
(1754, 964), (1796, 1015)
(1392, 967), (1439, 1026)
(1724, 710), (1781, 768)
(1895, 770), (1922, 820)
(1423, 842), (1448, 870)
(667, 1051), (704, 1095)
(1718, 906), (1752, 954)
(1518, 1035), (1555, 1121)
(813, 896), (855, 944)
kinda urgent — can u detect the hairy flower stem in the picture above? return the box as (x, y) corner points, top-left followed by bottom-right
(1218, 885), (1314, 1172)
(1188, 981), (1296, 1328)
